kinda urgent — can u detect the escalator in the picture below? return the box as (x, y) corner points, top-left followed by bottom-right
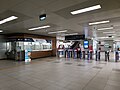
(71, 41), (80, 49)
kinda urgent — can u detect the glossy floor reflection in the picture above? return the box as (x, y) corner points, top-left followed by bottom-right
(0, 57), (120, 90)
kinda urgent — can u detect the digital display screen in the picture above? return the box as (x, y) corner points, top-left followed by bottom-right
(65, 35), (85, 40)
(84, 40), (89, 49)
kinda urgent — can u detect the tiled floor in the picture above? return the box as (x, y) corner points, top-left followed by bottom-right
(0, 57), (120, 90)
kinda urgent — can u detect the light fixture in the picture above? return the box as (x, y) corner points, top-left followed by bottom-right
(28, 25), (50, 31)
(62, 33), (78, 36)
(71, 5), (101, 15)
(107, 34), (116, 36)
(0, 30), (3, 32)
(98, 37), (108, 38)
(0, 16), (18, 25)
(48, 30), (67, 34)
(97, 27), (113, 31)
(39, 14), (46, 21)
(115, 39), (120, 42)
(116, 35), (120, 37)
(89, 20), (110, 25)
(103, 31), (115, 34)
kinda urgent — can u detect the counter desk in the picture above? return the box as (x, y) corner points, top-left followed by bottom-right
(31, 49), (53, 59)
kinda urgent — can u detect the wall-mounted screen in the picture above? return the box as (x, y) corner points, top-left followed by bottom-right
(84, 40), (89, 49)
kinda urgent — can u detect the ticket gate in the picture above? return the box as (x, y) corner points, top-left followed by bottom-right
(105, 51), (109, 61)
(98, 51), (100, 60)
(87, 51), (90, 60)
(68, 49), (73, 58)
(58, 49), (64, 58)
(90, 51), (93, 60)
(95, 51), (98, 61)
(79, 51), (82, 59)
(73, 49), (78, 59)
(95, 51), (101, 61)
(65, 49), (68, 58)
(83, 51), (85, 59)
(115, 51), (119, 62)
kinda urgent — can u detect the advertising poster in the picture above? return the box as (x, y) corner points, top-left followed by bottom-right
(25, 49), (31, 63)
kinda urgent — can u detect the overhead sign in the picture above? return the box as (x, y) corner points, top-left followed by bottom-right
(65, 35), (85, 40)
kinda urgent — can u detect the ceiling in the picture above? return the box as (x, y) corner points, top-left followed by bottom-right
(0, 0), (120, 40)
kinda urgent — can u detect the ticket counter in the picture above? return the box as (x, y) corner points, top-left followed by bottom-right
(6, 34), (56, 60)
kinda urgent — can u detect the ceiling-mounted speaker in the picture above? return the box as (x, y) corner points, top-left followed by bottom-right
(39, 14), (46, 21)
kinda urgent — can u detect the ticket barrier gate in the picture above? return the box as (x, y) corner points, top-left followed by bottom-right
(115, 51), (119, 62)
(98, 51), (100, 60)
(95, 51), (98, 61)
(79, 51), (82, 59)
(83, 51), (85, 59)
(87, 51), (93, 60)
(82, 51), (91, 60)
(73, 50), (78, 59)
(68, 49), (73, 58)
(105, 51), (109, 61)
(58, 49), (64, 58)
(87, 51), (90, 60)
(90, 51), (93, 60)
(95, 51), (101, 61)
(65, 49), (73, 58)
(65, 49), (68, 58)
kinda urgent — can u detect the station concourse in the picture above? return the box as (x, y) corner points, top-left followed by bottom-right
(0, 0), (120, 90)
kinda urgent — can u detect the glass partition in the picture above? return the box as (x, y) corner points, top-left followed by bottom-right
(16, 39), (52, 51)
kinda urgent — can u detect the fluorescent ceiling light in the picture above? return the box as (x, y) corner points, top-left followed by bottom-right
(98, 37), (109, 39)
(28, 25), (50, 31)
(71, 5), (101, 15)
(62, 33), (78, 36)
(97, 27), (113, 31)
(48, 30), (67, 34)
(115, 39), (120, 41)
(0, 16), (18, 25)
(107, 34), (116, 36)
(0, 30), (3, 32)
(89, 20), (110, 25)
(116, 35), (120, 37)
(103, 31), (115, 34)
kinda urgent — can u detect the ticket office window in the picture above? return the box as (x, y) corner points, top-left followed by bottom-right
(16, 39), (52, 51)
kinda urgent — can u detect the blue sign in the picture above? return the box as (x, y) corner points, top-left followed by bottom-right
(84, 40), (89, 49)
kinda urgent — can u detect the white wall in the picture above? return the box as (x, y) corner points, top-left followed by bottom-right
(0, 35), (6, 59)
